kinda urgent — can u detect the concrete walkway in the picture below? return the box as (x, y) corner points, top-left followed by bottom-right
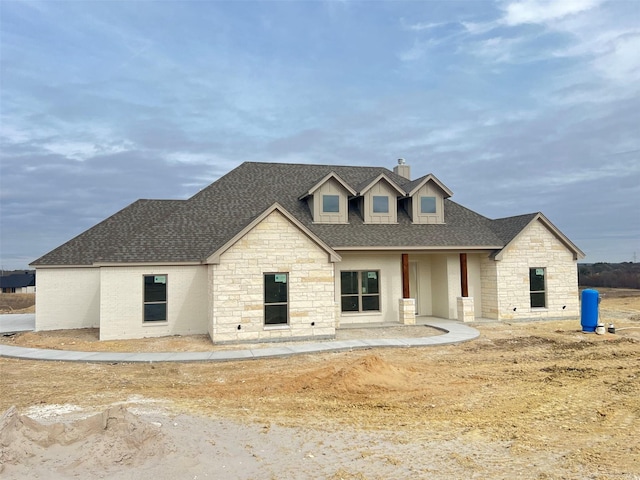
(0, 313), (35, 334)
(0, 314), (479, 363)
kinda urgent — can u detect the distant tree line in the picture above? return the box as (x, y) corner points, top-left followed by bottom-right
(578, 263), (640, 289)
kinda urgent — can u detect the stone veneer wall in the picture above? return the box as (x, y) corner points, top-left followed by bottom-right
(35, 267), (101, 331)
(210, 210), (336, 343)
(481, 219), (579, 320)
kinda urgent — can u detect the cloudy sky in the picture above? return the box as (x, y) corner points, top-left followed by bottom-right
(1, 0), (638, 270)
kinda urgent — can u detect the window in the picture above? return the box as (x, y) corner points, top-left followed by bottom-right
(529, 268), (546, 308)
(340, 271), (380, 312)
(322, 194), (339, 213)
(372, 195), (389, 213)
(144, 275), (167, 322)
(264, 273), (288, 325)
(420, 196), (436, 214)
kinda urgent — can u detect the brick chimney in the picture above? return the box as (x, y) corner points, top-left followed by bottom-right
(393, 158), (411, 180)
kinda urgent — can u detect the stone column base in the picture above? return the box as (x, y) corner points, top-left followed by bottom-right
(457, 297), (475, 323)
(399, 298), (416, 325)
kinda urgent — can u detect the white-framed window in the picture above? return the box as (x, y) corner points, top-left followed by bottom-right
(340, 271), (380, 312)
(420, 196), (436, 214)
(143, 275), (167, 322)
(372, 195), (389, 213)
(264, 273), (289, 325)
(529, 268), (546, 308)
(322, 194), (340, 213)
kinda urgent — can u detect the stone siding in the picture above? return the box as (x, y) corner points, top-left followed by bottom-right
(211, 210), (336, 343)
(457, 297), (475, 322)
(482, 219), (579, 320)
(398, 298), (416, 325)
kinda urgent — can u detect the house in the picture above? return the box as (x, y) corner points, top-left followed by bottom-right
(31, 160), (584, 342)
(0, 271), (36, 294)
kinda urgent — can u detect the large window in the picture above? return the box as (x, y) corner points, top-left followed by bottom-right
(144, 275), (167, 322)
(372, 195), (389, 213)
(529, 268), (546, 308)
(264, 273), (289, 325)
(420, 196), (436, 214)
(341, 271), (380, 312)
(322, 194), (339, 213)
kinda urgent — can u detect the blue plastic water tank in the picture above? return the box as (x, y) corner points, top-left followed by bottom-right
(581, 289), (599, 332)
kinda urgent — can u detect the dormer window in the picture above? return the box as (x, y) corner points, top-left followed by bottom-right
(358, 174), (404, 224)
(420, 196), (436, 214)
(406, 174), (452, 224)
(373, 196), (389, 213)
(322, 195), (340, 213)
(300, 173), (354, 224)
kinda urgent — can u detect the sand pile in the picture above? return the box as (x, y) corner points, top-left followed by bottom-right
(0, 405), (166, 477)
(298, 354), (416, 394)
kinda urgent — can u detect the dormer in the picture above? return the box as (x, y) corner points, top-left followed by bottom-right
(299, 172), (356, 224)
(404, 174), (453, 224)
(357, 173), (405, 224)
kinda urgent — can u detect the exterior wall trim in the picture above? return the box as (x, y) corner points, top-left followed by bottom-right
(357, 173), (405, 196)
(406, 174), (453, 198)
(335, 246), (500, 252)
(298, 171), (356, 199)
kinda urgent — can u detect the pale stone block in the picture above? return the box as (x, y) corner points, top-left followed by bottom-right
(398, 298), (416, 325)
(457, 297), (475, 322)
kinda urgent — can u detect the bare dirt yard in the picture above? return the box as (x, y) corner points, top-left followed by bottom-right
(1, 289), (639, 479)
(0, 293), (35, 314)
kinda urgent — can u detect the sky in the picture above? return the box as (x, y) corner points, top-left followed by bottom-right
(1, 0), (639, 270)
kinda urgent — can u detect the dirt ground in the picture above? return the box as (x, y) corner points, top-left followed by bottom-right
(0, 293), (35, 314)
(1, 289), (639, 479)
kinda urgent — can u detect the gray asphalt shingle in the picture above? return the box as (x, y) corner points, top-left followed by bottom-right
(31, 162), (535, 266)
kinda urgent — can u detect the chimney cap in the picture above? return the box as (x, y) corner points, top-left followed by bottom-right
(397, 158), (406, 165)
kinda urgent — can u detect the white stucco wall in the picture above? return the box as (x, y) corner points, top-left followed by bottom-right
(482, 219), (580, 320)
(409, 257), (432, 315)
(210, 210), (336, 343)
(466, 254), (483, 318)
(35, 267), (100, 331)
(430, 254), (461, 319)
(99, 265), (208, 341)
(336, 252), (402, 324)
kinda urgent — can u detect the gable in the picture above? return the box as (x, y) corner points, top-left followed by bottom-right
(494, 214), (585, 261)
(310, 177), (352, 224)
(207, 203), (340, 264)
(361, 179), (400, 224)
(409, 180), (447, 224)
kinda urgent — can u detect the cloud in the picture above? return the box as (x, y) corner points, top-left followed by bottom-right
(1, 1), (638, 267)
(501, 0), (603, 26)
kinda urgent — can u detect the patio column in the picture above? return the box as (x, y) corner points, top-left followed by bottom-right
(402, 253), (410, 299)
(457, 253), (474, 322)
(399, 253), (415, 324)
(459, 253), (468, 297)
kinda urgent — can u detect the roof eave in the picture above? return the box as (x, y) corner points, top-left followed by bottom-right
(333, 246), (503, 252)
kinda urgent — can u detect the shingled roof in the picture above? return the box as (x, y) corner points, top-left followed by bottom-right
(0, 272), (36, 289)
(31, 162), (560, 266)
